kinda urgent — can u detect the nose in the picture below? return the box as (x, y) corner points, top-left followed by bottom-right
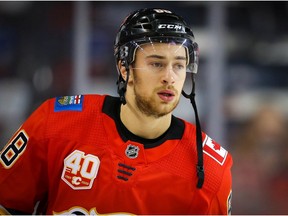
(161, 67), (175, 85)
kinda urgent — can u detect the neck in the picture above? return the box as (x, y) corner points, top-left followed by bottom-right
(120, 102), (172, 139)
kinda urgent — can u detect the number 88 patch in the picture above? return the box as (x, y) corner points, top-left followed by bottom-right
(0, 130), (29, 169)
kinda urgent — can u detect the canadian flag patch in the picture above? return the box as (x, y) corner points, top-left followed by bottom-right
(203, 136), (227, 165)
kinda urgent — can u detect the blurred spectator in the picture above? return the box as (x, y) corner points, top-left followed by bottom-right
(231, 106), (288, 214)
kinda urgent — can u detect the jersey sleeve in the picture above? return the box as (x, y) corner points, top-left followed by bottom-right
(0, 99), (52, 214)
(209, 153), (233, 215)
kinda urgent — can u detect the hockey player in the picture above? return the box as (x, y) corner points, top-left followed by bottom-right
(0, 8), (232, 215)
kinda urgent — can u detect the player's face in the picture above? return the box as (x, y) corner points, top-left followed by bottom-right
(130, 42), (187, 118)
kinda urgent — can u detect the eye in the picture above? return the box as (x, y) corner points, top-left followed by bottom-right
(173, 63), (186, 71)
(150, 62), (163, 68)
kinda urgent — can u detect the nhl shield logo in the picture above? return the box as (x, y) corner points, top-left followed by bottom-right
(125, 144), (139, 159)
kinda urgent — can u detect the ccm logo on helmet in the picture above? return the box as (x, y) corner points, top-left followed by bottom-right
(158, 24), (184, 31)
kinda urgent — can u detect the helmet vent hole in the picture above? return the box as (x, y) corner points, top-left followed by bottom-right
(138, 17), (149, 23)
(185, 27), (192, 33)
(154, 14), (180, 21)
(134, 24), (152, 29)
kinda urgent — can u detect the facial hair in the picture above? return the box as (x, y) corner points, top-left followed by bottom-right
(133, 73), (180, 118)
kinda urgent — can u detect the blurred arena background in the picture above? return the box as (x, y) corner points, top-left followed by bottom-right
(0, 1), (288, 214)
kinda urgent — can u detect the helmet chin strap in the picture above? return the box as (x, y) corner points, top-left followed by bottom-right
(117, 60), (130, 105)
(182, 72), (204, 189)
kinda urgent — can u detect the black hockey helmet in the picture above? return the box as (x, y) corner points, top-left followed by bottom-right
(114, 8), (199, 75)
(114, 8), (204, 189)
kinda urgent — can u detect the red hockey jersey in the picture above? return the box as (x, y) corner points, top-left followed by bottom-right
(0, 95), (232, 215)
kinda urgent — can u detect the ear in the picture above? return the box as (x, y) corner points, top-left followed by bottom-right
(117, 60), (127, 80)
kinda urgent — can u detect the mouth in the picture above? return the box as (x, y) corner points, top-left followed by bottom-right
(157, 90), (175, 102)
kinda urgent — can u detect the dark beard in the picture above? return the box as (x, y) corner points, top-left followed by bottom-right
(134, 86), (179, 118)
(132, 70), (180, 118)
